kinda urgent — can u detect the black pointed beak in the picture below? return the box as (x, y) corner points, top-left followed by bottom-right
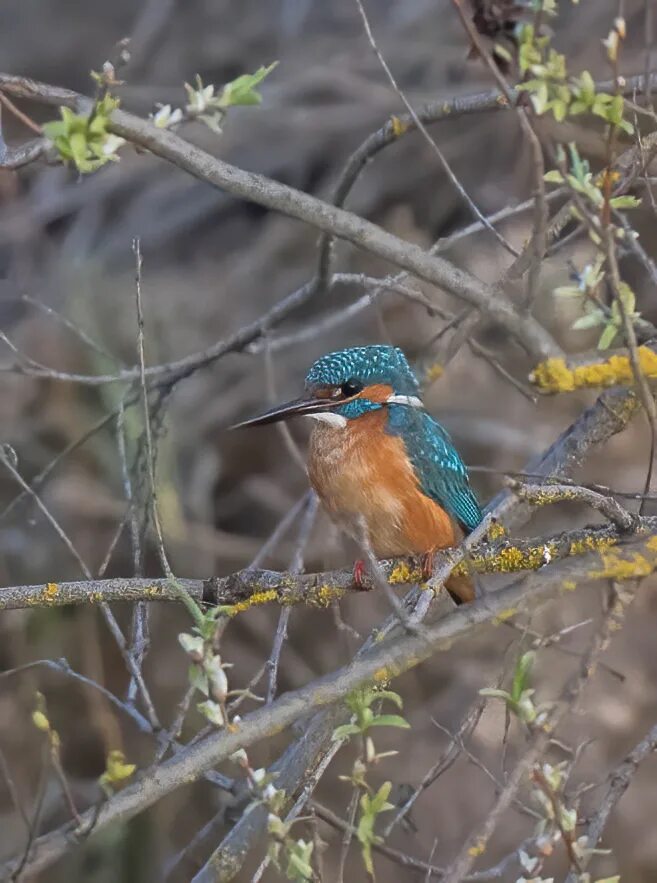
(231, 395), (341, 429)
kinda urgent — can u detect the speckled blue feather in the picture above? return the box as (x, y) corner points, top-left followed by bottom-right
(305, 345), (419, 396)
(386, 405), (482, 532)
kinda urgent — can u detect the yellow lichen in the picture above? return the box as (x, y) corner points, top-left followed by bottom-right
(568, 535), (617, 557)
(230, 589), (279, 614)
(424, 361), (444, 384)
(562, 579), (577, 591)
(590, 547), (656, 581)
(45, 583), (58, 601)
(530, 347), (657, 394)
(457, 541), (557, 575)
(389, 561), (424, 584)
(390, 115), (409, 136)
(373, 668), (389, 683)
(314, 584), (345, 607)
(468, 840), (486, 857)
(486, 520), (507, 541)
(493, 543), (557, 573)
(493, 607), (517, 625)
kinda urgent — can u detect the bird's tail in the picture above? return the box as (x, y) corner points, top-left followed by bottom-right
(445, 572), (475, 604)
(444, 521), (476, 604)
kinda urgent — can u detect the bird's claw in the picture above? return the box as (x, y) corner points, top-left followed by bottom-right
(420, 550), (436, 582)
(352, 559), (370, 590)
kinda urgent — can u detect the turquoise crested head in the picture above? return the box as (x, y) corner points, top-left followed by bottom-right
(305, 345), (419, 396)
(232, 344), (422, 428)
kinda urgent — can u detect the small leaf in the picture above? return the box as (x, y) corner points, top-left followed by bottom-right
(219, 62), (278, 108)
(479, 687), (512, 701)
(188, 663), (209, 696)
(571, 311), (606, 330)
(368, 714), (411, 730)
(99, 749), (136, 790)
(331, 723), (361, 741)
(610, 195), (641, 209)
(198, 699), (225, 727)
(374, 689), (404, 709)
(544, 170), (564, 184)
(550, 98), (568, 122)
(598, 323), (618, 350)
(32, 692), (51, 733)
(32, 710), (51, 733)
(511, 651), (535, 703)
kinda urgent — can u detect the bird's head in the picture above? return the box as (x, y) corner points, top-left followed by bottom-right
(233, 345), (422, 429)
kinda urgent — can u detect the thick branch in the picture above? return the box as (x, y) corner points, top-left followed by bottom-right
(1, 517), (653, 612)
(0, 73), (560, 362)
(3, 530), (657, 879)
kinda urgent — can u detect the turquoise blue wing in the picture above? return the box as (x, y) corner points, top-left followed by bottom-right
(386, 405), (482, 532)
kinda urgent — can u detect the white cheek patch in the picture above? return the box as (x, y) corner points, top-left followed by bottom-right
(386, 394), (423, 408)
(308, 412), (348, 428)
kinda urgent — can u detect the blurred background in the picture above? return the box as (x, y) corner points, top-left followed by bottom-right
(1, 0), (657, 880)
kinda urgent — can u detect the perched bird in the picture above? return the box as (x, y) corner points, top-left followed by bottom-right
(234, 345), (482, 602)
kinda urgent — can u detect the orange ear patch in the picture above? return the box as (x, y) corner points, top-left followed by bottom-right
(358, 383), (393, 404)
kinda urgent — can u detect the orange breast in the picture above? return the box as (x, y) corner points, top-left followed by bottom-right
(307, 410), (457, 558)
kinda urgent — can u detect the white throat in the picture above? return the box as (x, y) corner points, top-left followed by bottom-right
(306, 395), (422, 430)
(307, 412), (348, 429)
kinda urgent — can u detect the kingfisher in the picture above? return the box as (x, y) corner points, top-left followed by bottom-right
(234, 345), (482, 602)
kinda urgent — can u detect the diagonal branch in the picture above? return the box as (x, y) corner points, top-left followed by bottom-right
(3, 528), (657, 880)
(0, 73), (560, 362)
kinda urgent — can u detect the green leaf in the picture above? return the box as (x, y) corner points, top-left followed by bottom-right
(550, 98), (568, 122)
(369, 781), (394, 814)
(374, 689), (404, 709)
(608, 94), (625, 126)
(42, 95), (123, 174)
(610, 195), (641, 209)
(369, 714), (411, 730)
(511, 651), (535, 703)
(357, 782), (393, 877)
(479, 688), (512, 701)
(577, 70), (595, 100)
(544, 169), (565, 184)
(219, 62), (278, 108)
(571, 311), (606, 330)
(598, 323), (619, 350)
(331, 723), (362, 741)
(569, 100), (588, 115)
(99, 749), (136, 790)
(188, 663), (209, 696)
(285, 839), (314, 881)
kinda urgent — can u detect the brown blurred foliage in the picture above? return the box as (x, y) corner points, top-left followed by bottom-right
(1, 1), (657, 880)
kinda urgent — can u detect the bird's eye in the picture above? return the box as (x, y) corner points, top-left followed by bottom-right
(341, 378), (363, 397)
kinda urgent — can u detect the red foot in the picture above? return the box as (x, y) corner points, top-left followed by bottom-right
(352, 559), (368, 589)
(421, 549), (436, 582)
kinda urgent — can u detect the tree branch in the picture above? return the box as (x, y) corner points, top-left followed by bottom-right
(3, 527), (657, 880)
(0, 72), (560, 362)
